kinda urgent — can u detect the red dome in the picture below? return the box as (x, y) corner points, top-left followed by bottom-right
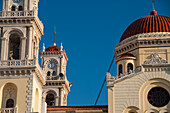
(120, 11), (170, 42)
(45, 45), (60, 51)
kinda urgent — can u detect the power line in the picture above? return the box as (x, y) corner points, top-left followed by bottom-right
(95, 55), (115, 105)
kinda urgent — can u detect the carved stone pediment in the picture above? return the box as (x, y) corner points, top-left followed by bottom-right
(144, 53), (167, 64)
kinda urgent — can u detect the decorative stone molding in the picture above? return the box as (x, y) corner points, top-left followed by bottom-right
(117, 32), (170, 47)
(115, 32), (170, 55)
(106, 72), (114, 88)
(26, 76), (33, 113)
(40, 51), (61, 55)
(144, 53), (167, 65)
(0, 59), (36, 68)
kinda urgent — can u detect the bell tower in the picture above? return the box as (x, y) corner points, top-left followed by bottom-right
(2, 0), (39, 11)
(0, 0), (45, 113)
(40, 42), (72, 106)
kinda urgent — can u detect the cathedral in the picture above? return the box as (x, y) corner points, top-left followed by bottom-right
(106, 7), (170, 113)
(0, 0), (169, 113)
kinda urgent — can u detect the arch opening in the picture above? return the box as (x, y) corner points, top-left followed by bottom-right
(47, 71), (50, 76)
(8, 33), (20, 60)
(11, 6), (16, 11)
(2, 83), (17, 108)
(127, 63), (133, 73)
(52, 71), (56, 76)
(46, 93), (55, 106)
(6, 99), (14, 108)
(118, 64), (123, 76)
(18, 6), (23, 11)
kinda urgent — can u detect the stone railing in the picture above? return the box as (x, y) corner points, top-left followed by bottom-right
(46, 76), (64, 81)
(0, 59), (36, 68)
(40, 51), (61, 55)
(0, 10), (44, 32)
(0, 10), (35, 18)
(0, 107), (17, 113)
(106, 66), (143, 85)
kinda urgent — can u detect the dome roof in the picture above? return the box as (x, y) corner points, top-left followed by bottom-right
(45, 45), (60, 51)
(120, 10), (170, 42)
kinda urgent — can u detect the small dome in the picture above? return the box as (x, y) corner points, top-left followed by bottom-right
(45, 45), (60, 51)
(120, 10), (170, 42)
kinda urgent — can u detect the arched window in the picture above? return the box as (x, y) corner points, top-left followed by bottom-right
(6, 99), (14, 108)
(11, 5), (16, 11)
(2, 83), (17, 108)
(9, 34), (20, 60)
(47, 71), (50, 76)
(127, 63), (133, 73)
(118, 64), (123, 76)
(52, 71), (56, 76)
(59, 73), (64, 80)
(46, 93), (55, 106)
(18, 6), (23, 11)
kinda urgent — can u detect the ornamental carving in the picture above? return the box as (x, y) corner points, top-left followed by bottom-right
(144, 53), (167, 64)
(2, 84), (17, 108)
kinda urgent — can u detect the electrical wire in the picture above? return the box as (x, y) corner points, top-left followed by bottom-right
(95, 55), (115, 105)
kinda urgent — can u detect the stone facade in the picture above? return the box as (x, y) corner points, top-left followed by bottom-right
(40, 44), (72, 106)
(107, 10), (170, 113)
(0, 0), (45, 112)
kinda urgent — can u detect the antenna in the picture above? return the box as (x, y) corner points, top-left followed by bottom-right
(152, 0), (155, 10)
(54, 27), (56, 46)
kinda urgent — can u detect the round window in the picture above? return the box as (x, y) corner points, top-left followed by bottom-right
(148, 87), (170, 107)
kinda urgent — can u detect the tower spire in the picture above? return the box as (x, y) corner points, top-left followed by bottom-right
(54, 27), (56, 46)
(152, 0), (155, 10)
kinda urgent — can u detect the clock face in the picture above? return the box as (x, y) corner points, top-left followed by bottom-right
(48, 62), (56, 69)
(13, 0), (21, 3)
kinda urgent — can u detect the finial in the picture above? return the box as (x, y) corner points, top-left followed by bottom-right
(43, 43), (45, 51)
(152, 0), (155, 11)
(60, 43), (63, 51)
(54, 27), (56, 46)
(150, 0), (157, 15)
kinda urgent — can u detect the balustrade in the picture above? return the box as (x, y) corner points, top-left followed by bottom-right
(0, 59), (35, 67)
(46, 76), (64, 80)
(0, 10), (35, 17)
(0, 107), (17, 113)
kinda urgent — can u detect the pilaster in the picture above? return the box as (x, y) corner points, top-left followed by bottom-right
(21, 37), (27, 60)
(26, 76), (33, 113)
(1, 37), (8, 60)
(28, 27), (33, 59)
(55, 96), (59, 106)
(24, 0), (28, 11)
(60, 88), (64, 106)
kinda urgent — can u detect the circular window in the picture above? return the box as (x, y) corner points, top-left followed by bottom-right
(148, 87), (170, 107)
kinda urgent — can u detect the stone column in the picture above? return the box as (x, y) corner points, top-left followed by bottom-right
(28, 27), (33, 59)
(1, 37), (7, 60)
(21, 37), (27, 60)
(5, 0), (9, 11)
(2, 0), (5, 10)
(35, 45), (39, 63)
(60, 88), (64, 106)
(125, 63), (127, 74)
(24, 0), (28, 11)
(55, 96), (59, 106)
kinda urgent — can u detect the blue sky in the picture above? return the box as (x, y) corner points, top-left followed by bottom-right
(0, 0), (170, 106)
